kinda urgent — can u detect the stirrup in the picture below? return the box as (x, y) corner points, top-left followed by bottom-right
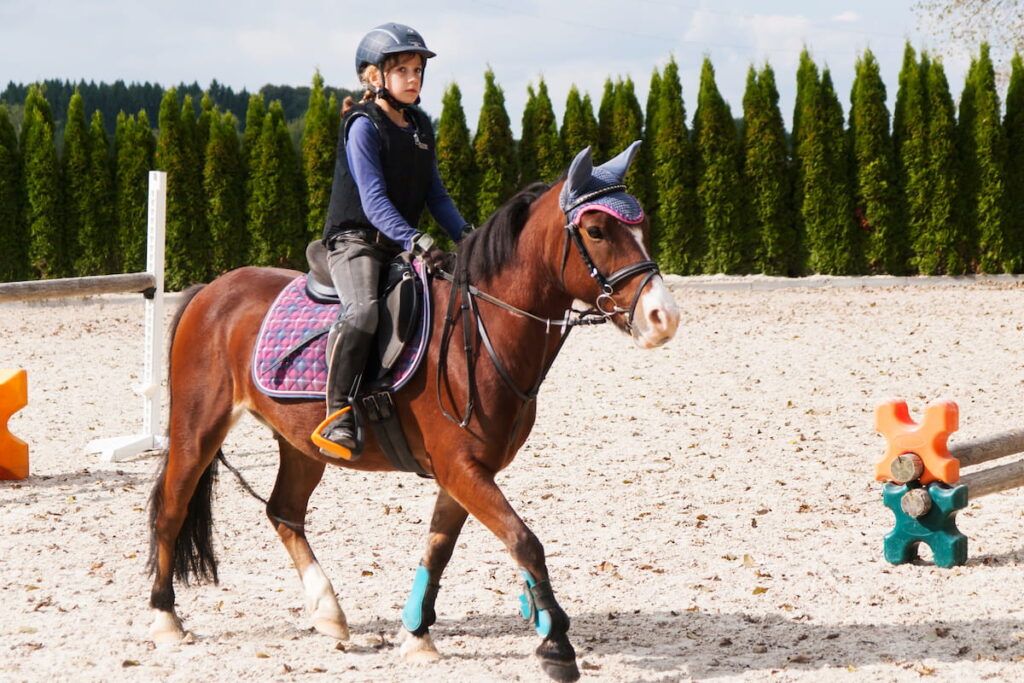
(312, 406), (362, 460)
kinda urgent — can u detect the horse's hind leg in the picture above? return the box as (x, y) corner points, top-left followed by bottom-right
(149, 424), (233, 643)
(399, 488), (469, 662)
(269, 436), (349, 640)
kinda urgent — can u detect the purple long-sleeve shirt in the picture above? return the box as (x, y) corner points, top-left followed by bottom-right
(346, 116), (466, 249)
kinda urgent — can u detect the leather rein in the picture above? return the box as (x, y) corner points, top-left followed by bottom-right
(434, 184), (660, 432)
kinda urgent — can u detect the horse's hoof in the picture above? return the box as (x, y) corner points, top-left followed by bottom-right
(149, 610), (186, 644)
(539, 657), (581, 682)
(536, 637), (580, 682)
(313, 616), (350, 641)
(399, 629), (441, 663)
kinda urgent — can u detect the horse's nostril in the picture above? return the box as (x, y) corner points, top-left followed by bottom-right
(648, 308), (664, 329)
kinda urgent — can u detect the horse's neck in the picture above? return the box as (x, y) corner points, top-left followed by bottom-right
(456, 215), (574, 389)
(478, 214), (572, 321)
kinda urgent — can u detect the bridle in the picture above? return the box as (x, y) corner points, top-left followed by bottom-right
(559, 183), (660, 334)
(434, 182), (661, 433)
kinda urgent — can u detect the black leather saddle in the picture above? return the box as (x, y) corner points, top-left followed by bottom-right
(304, 240), (423, 377)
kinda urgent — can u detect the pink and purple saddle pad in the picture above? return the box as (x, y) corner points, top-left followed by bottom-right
(251, 269), (430, 399)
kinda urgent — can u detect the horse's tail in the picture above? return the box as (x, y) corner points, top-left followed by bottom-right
(147, 283), (220, 584)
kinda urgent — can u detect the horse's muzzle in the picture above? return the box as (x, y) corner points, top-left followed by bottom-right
(630, 275), (680, 349)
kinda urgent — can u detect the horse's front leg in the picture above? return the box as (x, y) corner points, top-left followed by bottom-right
(399, 487), (468, 662)
(439, 460), (580, 683)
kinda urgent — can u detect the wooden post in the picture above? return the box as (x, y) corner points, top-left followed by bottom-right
(961, 458), (1024, 499)
(950, 428), (1024, 468)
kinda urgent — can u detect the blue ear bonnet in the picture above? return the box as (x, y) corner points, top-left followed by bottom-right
(559, 141), (644, 226)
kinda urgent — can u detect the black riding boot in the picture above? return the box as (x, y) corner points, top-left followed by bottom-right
(322, 323), (375, 452)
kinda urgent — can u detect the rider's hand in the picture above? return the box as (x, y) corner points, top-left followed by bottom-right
(412, 232), (447, 272)
(423, 246), (448, 271)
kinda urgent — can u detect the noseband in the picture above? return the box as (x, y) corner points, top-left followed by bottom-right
(559, 184), (660, 334)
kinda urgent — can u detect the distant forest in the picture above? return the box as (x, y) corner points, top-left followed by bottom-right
(0, 78), (360, 137)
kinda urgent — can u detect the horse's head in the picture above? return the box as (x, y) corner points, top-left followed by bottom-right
(556, 143), (680, 348)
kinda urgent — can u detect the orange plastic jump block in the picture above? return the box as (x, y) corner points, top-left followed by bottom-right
(0, 369), (29, 480)
(875, 398), (959, 485)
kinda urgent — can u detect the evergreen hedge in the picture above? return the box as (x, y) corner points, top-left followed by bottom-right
(4, 51), (1024, 287)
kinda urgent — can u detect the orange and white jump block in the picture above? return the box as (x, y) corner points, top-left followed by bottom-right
(0, 368), (28, 480)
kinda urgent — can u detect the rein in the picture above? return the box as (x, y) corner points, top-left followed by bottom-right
(434, 268), (604, 431)
(434, 183), (660, 433)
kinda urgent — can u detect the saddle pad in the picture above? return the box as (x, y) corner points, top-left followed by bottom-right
(252, 267), (429, 399)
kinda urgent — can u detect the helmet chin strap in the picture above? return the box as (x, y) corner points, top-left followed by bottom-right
(372, 64), (424, 109)
(375, 86), (420, 109)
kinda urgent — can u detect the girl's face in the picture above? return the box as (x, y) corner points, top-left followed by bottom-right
(380, 53), (424, 105)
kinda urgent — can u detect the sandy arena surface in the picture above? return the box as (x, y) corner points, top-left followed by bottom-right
(4, 275), (1024, 682)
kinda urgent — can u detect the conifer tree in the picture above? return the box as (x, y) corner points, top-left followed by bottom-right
(596, 78), (615, 162)
(182, 95), (213, 281)
(742, 64), (796, 275)
(641, 68), (662, 217)
(792, 49), (819, 156)
(61, 91), (90, 273)
(205, 111), (246, 274)
(436, 82), (477, 235)
(961, 44), (1010, 272)
(0, 105), (28, 281)
(957, 56), (980, 267)
(582, 94), (599, 156)
(560, 85), (597, 167)
(653, 57), (701, 274)
(922, 58), (967, 274)
(693, 58), (747, 273)
(610, 77), (647, 208)
(790, 49), (819, 271)
(1005, 53), (1024, 271)
(248, 101), (305, 268)
(114, 110), (155, 273)
(75, 111), (115, 275)
(302, 71), (336, 241)
(799, 70), (859, 274)
(519, 84), (538, 185)
(473, 69), (518, 225)
(242, 93), (267, 214)
(894, 46), (929, 273)
(157, 88), (195, 289)
(850, 49), (905, 274)
(531, 80), (563, 183)
(197, 93), (214, 160)
(644, 68), (662, 154)
(22, 85), (62, 279)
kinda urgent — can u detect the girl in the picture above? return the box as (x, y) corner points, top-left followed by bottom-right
(319, 22), (470, 455)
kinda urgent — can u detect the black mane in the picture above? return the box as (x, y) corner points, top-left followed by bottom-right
(456, 182), (552, 284)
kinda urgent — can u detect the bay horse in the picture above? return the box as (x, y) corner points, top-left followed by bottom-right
(147, 143), (679, 681)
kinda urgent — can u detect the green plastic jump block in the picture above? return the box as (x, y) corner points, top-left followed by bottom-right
(883, 482), (968, 568)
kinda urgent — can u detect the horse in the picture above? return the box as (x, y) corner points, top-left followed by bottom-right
(146, 142), (680, 682)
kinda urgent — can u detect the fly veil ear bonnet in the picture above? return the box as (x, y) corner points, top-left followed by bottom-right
(558, 140), (645, 226)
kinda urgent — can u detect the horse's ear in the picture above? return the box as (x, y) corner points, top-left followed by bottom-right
(563, 146), (593, 201)
(596, 140), (642, 183)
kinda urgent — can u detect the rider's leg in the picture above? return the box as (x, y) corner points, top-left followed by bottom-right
(322, 235), (383, 450)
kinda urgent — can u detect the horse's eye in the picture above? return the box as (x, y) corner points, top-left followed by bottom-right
(586, 227), (604, 240)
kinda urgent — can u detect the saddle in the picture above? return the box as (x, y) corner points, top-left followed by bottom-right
(304, 240), (422, 380)
(251, 241), (432, 476)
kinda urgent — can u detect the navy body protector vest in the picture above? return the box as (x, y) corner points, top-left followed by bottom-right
(321, 101), (435, 248)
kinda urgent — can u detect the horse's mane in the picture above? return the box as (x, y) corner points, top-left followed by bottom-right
(456, 182), (553, 284)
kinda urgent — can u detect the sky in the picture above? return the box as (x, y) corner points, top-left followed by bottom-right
(0, 0), (987, 135)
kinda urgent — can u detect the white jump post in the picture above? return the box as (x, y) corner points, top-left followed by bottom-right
(84, 171), (167, 462)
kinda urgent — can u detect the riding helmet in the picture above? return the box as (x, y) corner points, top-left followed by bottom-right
(355, 23), (436, 76)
